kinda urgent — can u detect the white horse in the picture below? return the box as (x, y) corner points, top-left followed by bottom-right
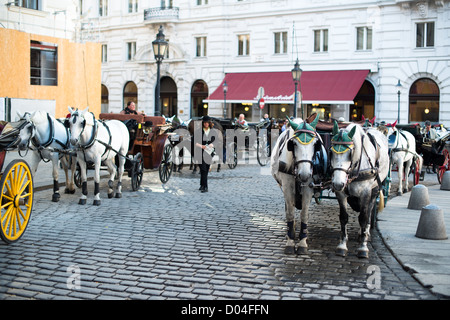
(17, 111), (76, 202)
(68, 107), (129, 205)
(330, 121), (389, 258)
(385, 121), (422, 195)
(271, 115), (322, 254)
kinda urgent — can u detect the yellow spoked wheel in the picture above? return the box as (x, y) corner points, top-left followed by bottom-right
(0, 159), (34, 244)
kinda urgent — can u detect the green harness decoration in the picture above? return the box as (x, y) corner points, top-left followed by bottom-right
(287, 115), (319, 144)
(331, 121), (356, 154)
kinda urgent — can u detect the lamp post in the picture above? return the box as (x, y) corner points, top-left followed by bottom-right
(152, 25), (168, 116)
(223, 80), (228, 118)
(396, 80), (402, 123)
(291, 59), (302, 119)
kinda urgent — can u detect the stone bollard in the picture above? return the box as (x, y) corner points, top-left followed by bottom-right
(415, 204), (448, 240)
(407, 184), (430, 210)
(440, 171), (450, 191)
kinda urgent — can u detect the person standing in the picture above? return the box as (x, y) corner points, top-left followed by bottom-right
(195, 116), (216, 193)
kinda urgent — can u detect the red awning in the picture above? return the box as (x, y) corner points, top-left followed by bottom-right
(205, 70), (369, 104)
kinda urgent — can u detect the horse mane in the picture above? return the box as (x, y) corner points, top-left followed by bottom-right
(30, 110), (48, 125)
(345, 123), (364, 165)
(83, 110), (95, 127)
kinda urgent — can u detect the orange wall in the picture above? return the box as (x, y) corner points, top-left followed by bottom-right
(0, 29), (101, 118)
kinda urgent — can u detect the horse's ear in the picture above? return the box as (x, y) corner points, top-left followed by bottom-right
(310, 113), (319, 129)
(287, 116), (299, 131)
(370, 117), (376, 125)
(362, 115), (366, 121)
(16, 110), (24, 121)
(347, 126), (357, 140)
(392, 120), (397, 128)
(68, 106), (74, 114)
(332, 120), (339, 136)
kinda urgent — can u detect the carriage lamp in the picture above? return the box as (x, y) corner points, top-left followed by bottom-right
(291, 59), (302, 118)
(396, 80), (402, 123)
(152, 25), (169, 117)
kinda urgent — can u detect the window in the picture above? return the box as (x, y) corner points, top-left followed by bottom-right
(356, 27), (372, 51)
(416, 22), (434, 48)
(161, 0), (173, 7)
(238, 34), (250, 56)
(99, 0), (108, 17)
(409, 78), (440, 122)
(128, 0), (138, 13)
(274, 32), (288, 54)
(314, 29), (328, 52)
(101, 44), (108, 63)
(197, 0), (208, 5)
(127, 42), (136, 61)
(30, 41), (57, 86)
(14, 0), (40, 10)
(196, 37), (207, 57)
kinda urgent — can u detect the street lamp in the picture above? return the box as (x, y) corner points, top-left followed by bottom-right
(291, 59), (302, 118)
(223, 80), (228, 118)
(152, 25), (169, 116)
(396, 80), (402, 123)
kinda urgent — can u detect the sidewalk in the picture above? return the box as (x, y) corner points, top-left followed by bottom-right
(377, 182), (450, 299)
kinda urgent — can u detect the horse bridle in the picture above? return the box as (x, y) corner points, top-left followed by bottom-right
(290, 129), (320, 175)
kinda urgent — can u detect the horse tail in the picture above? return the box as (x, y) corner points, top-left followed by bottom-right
(377, 190), (385, 213)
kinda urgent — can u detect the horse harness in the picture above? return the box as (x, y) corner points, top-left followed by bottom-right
(390, 129), (419, 161)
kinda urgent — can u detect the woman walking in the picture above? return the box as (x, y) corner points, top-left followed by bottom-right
(195, 116), (216, 193)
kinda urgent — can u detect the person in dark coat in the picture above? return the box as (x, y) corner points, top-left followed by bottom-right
(195, 115), (216, 193)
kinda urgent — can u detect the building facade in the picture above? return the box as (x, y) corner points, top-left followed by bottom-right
(0, 0), (101, 119)
(20, 0), (450, 126)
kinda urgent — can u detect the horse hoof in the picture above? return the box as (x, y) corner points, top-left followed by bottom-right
(284, 246), (296, 255)
(397, 191), (403, 196)
(78, 199), (86, 205)
(115, 193), (122, 199)
(108, 192), (114, 199)
(336, 248), (348, 257)
(357, 250), (369, 259)
(296, 246), (308, 255)
(65, 188), (76, 194)
(52, 194), (60, 202)
(93, 200), (101, 206)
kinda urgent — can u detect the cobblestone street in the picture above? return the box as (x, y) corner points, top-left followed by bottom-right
(0, 162), (439, 302)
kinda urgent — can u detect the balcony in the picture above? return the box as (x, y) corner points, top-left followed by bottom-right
(144, 7), (179, 24)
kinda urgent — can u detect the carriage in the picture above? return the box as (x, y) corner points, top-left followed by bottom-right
(396, 123), (450, 184)
(0, 120), (34, 244)
(97, 113), (176, 188)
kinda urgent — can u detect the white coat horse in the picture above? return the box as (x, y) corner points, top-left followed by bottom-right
(330, 121), (389, 258)
(68, 107), (129, 206)
(271, 115), (322, 254)
(17, 111), (76, 202)
(385, 121), (422, 195)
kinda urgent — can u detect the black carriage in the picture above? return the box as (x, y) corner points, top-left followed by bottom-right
(0, 120), (34, 244)
(396, 123), (450, 184)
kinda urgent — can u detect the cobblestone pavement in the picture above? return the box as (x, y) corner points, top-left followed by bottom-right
(0, 163), (441, 301)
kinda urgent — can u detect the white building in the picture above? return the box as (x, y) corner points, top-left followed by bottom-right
(49, 1), (450, 125)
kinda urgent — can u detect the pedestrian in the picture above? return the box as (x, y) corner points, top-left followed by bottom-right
(120, 101), (144, 115)
(237, 113), (248, 127)
(195, 115), (216, 193)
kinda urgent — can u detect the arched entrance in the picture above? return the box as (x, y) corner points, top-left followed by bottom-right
(101, 84), (109, 113)
(123, 81), (138, 111)
(159, 76), (177, 117)
(409, 78), (440, 123)
(350, 80), (375, 121)
(191, 80), (209, 118)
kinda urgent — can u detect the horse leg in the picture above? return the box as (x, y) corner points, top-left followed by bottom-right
(297, 186), (313, 255)
(282, 178), (296, 254)
(61, 155), (76, 194)
(78, 159), (88, 205)
(105, 159), (116, 199)
(93, 158), (102, 206)
(397, 160), (404, 196)
(335, 192), (349, 256)
(403, 159), (412, 194)
(51, 154), (61, 202)
(115, 155), (125, 198)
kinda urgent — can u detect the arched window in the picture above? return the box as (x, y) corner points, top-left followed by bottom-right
(159, 77), (177, 117)
(101, 84), (109, 113)
(191, 80), (209, 118)
(123, 81), (138, 111)
(409, 78), (439, 123)
(351, 80), (375, 121)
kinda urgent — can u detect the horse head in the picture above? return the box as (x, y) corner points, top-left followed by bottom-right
(68, 106), (93, 146)
(385, 120), (398, 148)
(17, 111), (36, 151)
(330, 121), (359, 192)
(286, 115), (319, 183)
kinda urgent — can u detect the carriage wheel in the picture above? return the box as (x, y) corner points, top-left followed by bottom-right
(227, 141), (238, 169)
(74, 163), (82, 188)
(256, 135), (270, 166)
(0, 159), (33, 244)
(159, 144), (173, 184)
(437, 149), (450, 184)
(131, 153), (144, 191)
